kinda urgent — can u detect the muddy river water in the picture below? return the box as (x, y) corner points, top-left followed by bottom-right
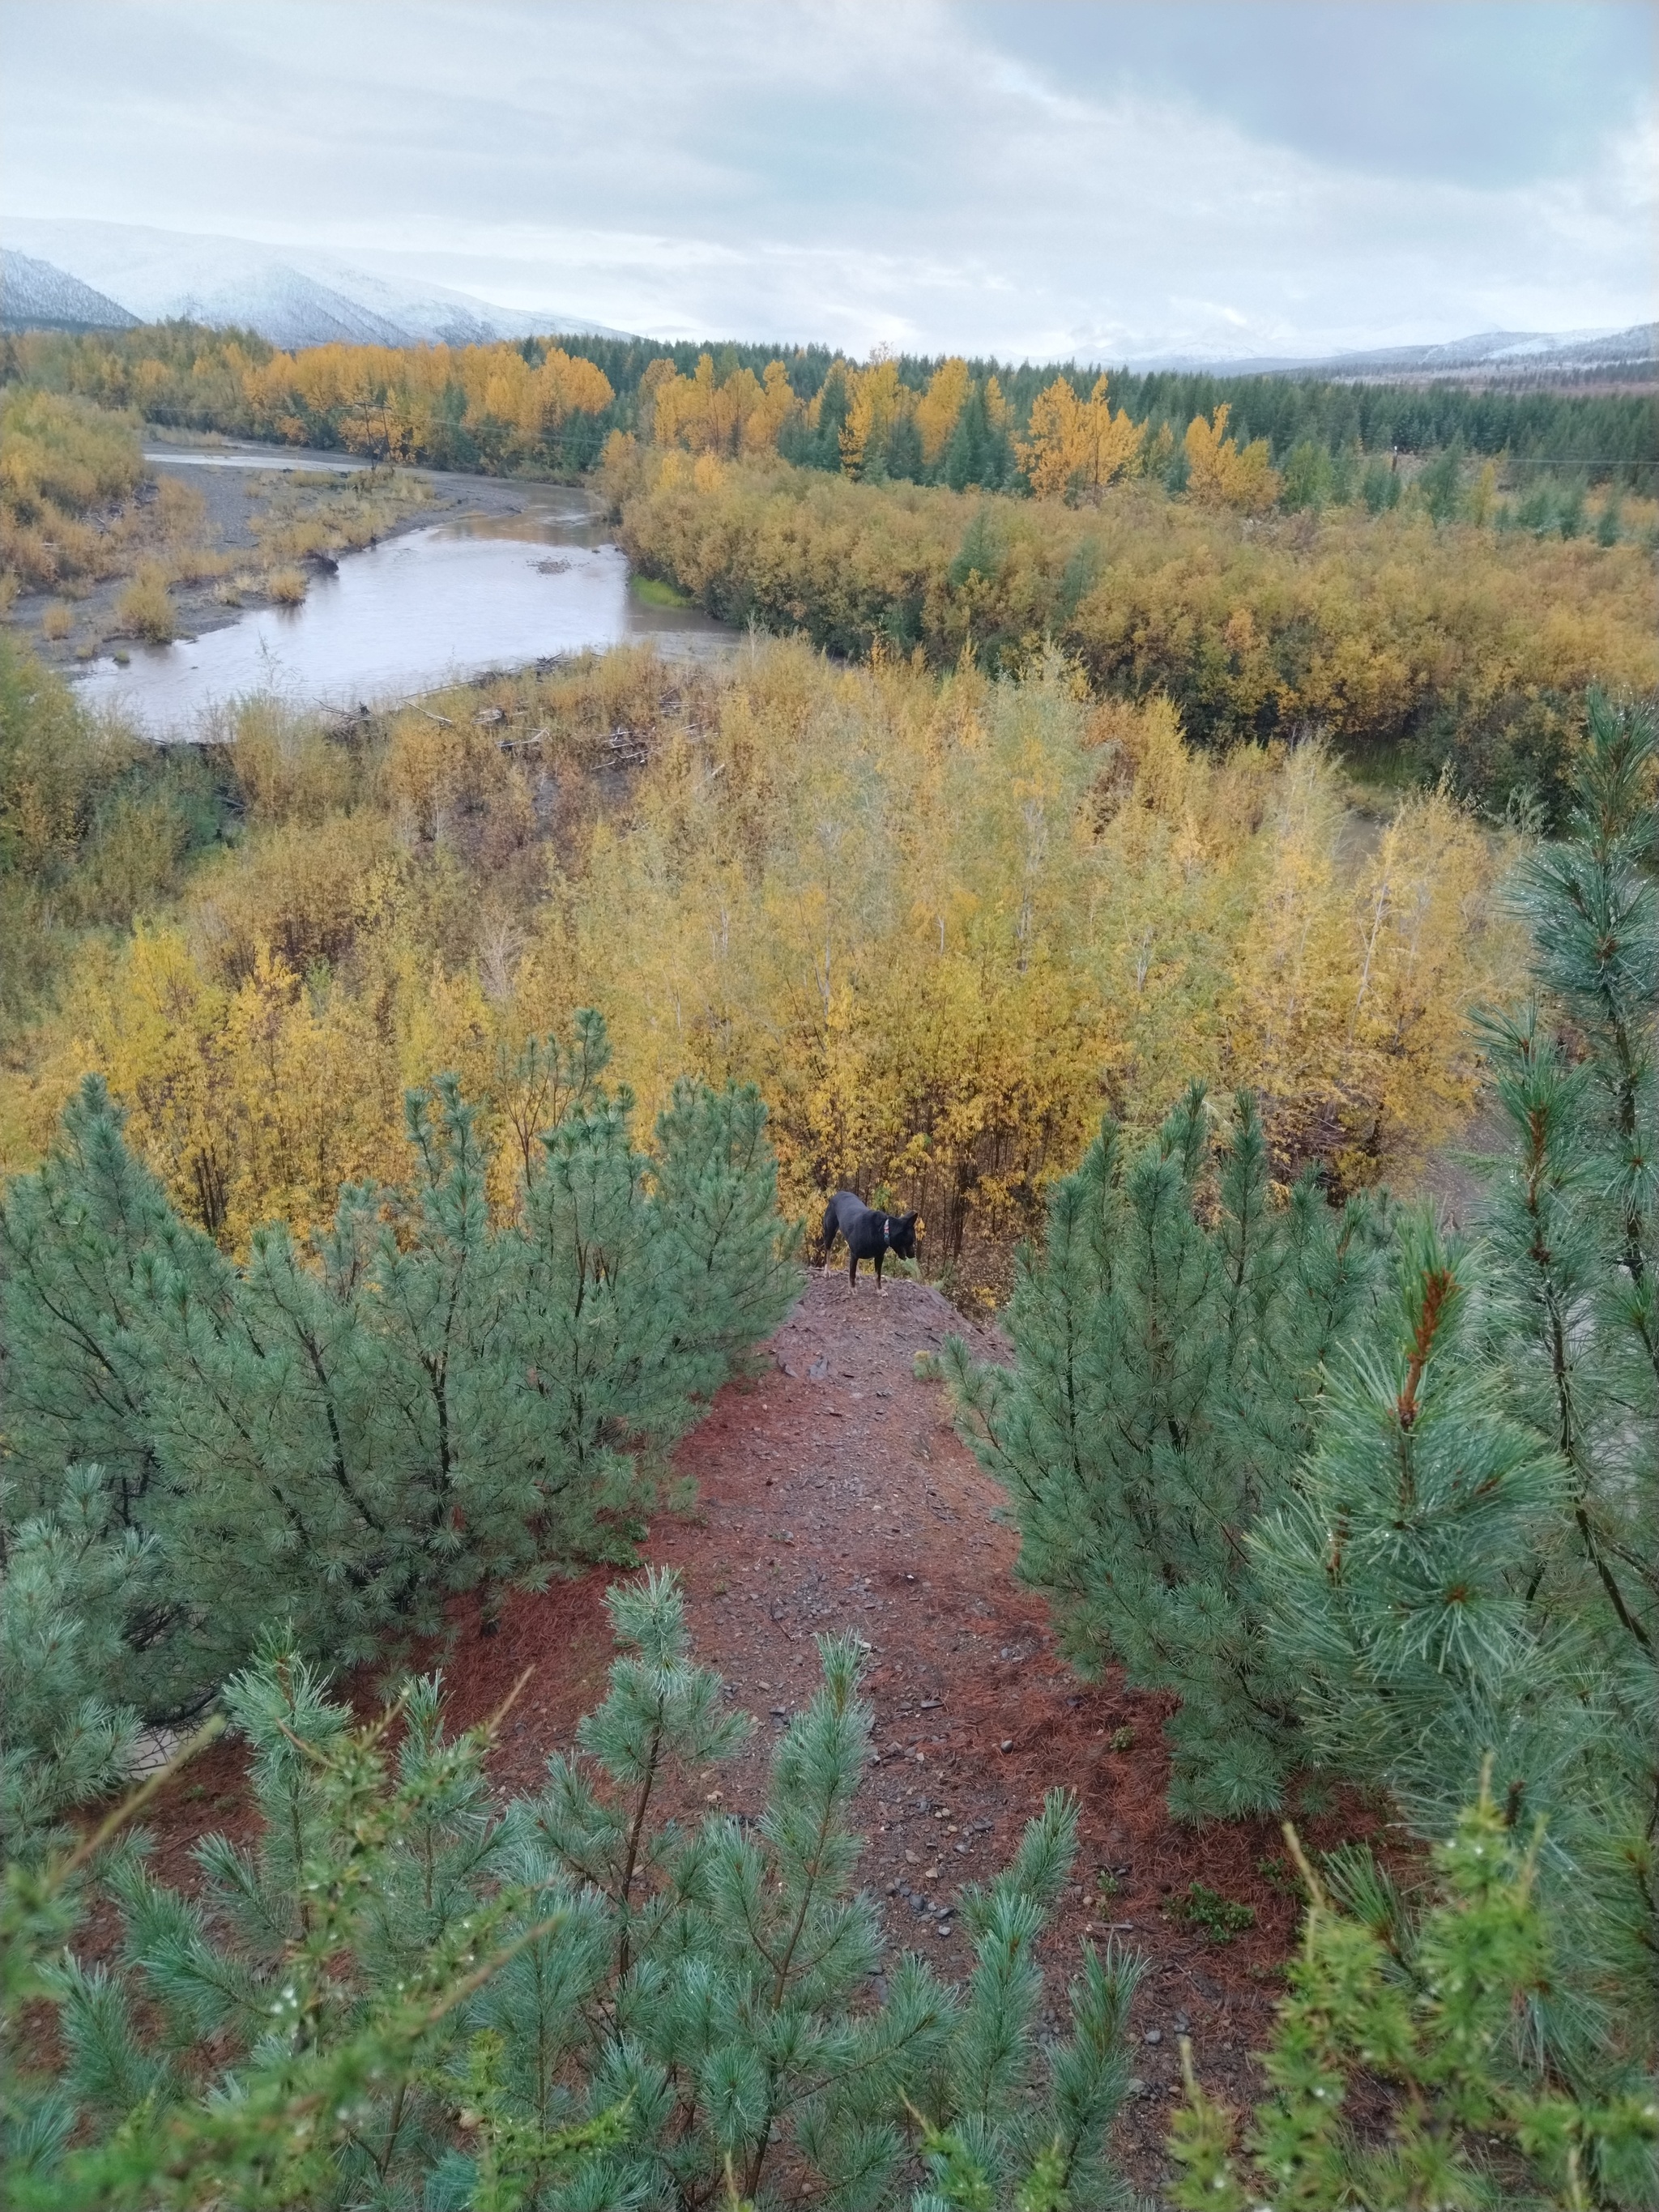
(76, 454), (731, 736)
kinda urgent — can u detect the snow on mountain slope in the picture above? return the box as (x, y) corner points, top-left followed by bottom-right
(1, 249), (139, 332)
(1, 219), (625, 347)
(1301, 326), (1657, 375)
(1129, 324), (1657, 377)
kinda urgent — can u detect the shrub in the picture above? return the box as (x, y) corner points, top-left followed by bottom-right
(190, 808), (396, 980)
(0, 637), (135, 884)
(1254, 692), (1659, 2074)
(8, 643), (1512, 1282)
(1169, 1783), (1659, 2211)
(65, 787), (202, 927)
(1176, 1884), (1256, 1945)
(265, 564), (309, 605)
(0, 637), (168, 1025)
(0, 1469), (150, 1858)
(113, 565), (177, 644)
(945, 1088), (1392, 1818)
(0, 387), (143, 519)
(7, 1617), (1649, 2211)
(3, 1574), (1144, 2212)
(0, 1035), (798, 1724)
(603, 445), (1658, 808)
(213, 693), (360, 822)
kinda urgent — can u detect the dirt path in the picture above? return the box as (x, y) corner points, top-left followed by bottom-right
(134, 1268), (1394, 2187)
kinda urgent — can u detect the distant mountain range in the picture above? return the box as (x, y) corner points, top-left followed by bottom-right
(2, 216), (1651, 384)
(1, 217), (625, 347)
(1125, 325), (1658, 381)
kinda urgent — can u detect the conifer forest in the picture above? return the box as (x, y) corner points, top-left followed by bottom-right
(3, 105), (1659, 2212)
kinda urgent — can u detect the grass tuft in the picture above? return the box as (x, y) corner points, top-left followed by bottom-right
(115, 566), (178, 645)
(266, 566), (309, 607)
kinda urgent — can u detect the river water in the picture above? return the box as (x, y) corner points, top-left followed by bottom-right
(76, 456), (731, 737)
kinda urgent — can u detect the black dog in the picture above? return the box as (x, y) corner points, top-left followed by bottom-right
(819, 1191), (919, 1289)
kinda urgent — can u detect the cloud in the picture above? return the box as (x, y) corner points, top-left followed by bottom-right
(1, 0), (1652, 356)
(963, 1), (1657, 189)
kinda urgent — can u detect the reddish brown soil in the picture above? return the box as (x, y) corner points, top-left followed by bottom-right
(121, 1269), (1393, 2189)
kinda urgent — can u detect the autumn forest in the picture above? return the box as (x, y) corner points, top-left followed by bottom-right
(3, 295), (1658, 2212)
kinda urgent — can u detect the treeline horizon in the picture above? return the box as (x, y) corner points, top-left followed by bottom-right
(5, 317), (1654, 487)
(561, 333), (1659, 483)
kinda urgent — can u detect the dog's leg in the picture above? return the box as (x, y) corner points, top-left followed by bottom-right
(875, 1250), (887, 1296)
(848, 1250), (859, 1291)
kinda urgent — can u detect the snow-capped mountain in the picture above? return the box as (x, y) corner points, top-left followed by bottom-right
(1, 249), (139, 332)
(1127, 325), (1657, 379)
(0, 219), (625, 347)
(1296, 326), (1655, 377)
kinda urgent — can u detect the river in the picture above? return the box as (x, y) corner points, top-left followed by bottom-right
(75, 454), (731, 736)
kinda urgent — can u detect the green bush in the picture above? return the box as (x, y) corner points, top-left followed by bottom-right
(2, 1572), (1143, 2212)
(0, 639), (228, 1027)
(1175, 1884), (1256, 1945)
(945, 1088), (1391, 1818)
(1254, 692), (1659, 2075)
(947, 695), (1656, 2086)
(0, 1469), (150, 1857)
(0, 1029), (798, 1755)
(1169, 1780), (1659, 2211)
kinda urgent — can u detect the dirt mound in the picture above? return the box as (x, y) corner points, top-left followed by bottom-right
(123, 1268), (1387, 2185)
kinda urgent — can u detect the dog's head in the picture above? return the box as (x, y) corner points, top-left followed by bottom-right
(886, 1210), (920, 1260)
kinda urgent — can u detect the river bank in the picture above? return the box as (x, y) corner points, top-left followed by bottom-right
(1, 435), (735, 734)
(8, 438), (554, 674)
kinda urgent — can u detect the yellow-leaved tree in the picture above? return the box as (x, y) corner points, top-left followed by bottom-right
(983, 374), (1013, 435)
(915, 358), (971, 467)
(237, 341), (612, 468)
(839, 359), (906, 479)
(8, 645), (1516, 1294)
(1017, 376), (1145, 502)
(644, 353), (798, 457)
(1183, 402), (1282, 512)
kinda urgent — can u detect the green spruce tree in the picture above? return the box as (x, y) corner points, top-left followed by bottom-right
(4, 1633), (612, 2212)
(0, 1073), (234, 1546)
(902, 1793), (1141, 2211)
(650, 1076), (800, 1379)
(0, 1076), (245, 1711)
(1512, 688), (1659, 1402)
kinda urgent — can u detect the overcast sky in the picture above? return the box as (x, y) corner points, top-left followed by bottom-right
(2, 0), (1654, 359)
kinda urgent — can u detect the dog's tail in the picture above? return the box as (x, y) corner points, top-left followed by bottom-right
(818, 1198), (840, 1259)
